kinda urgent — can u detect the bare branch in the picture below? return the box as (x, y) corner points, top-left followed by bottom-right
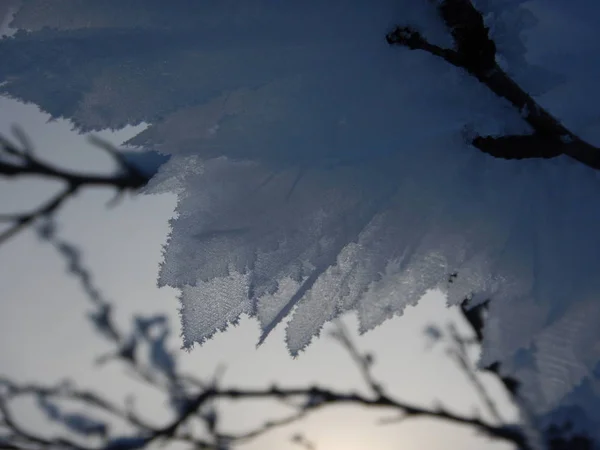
(387, 0), (600, 171)
(152, 386), (530, 449)
(0, 185), (77, 246)
(0, 227), (534, 450)
(447, 324), (503, 424)
(0, 378), (155, 434)
(329, 321), (383, 395)
(0, 396), (88, 450)
(0, 132), (150, 246)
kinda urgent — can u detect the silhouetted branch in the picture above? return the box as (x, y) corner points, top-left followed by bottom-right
(0, 129), (150, 246)
(387, 0), (600, 171)
(329, 320), (382, 395)
(0, 394), (89, 450)
(149, 385), (525, 448)
(447, 323), (503, 424)
(0, 185), (76, 246)
(0, 222), (534, 450)
(0, 377), (155, 434)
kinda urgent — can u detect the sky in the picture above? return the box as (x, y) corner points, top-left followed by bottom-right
(0, 96), (518, 449)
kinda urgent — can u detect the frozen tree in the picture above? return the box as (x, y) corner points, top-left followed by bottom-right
(2, 0), (600, 446)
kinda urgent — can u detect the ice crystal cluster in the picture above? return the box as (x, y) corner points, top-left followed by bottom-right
(2, 0), (600, 434)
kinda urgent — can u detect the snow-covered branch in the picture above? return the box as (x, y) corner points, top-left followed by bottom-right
(387, 0), (600, 170)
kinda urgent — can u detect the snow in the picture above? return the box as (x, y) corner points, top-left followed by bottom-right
(2, 0), (600, 444)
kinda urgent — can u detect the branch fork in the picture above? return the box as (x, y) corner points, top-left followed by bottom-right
(387, 0), (600, 170)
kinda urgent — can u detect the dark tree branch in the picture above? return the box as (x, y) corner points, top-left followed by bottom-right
(0, 131), (150, 246)
(387, 0), (600, 171)
(437, 0), (497, 72)
(0, 185), (77, 246)
(458, 297), (488, 343)
(0, 395), (89, 450)
(152, 385), (530, 449)
(472, 135), (564, 160)
(0, 378), (155, 434)
(329, 321), (383, 396)
(447, 323), (503, 424)
(0, 133), (148, 189)
(147, 320), (530, 449)
(0, 224), (533, 449)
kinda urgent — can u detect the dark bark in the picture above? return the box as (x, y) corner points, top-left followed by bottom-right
(387, 0), (600, 171)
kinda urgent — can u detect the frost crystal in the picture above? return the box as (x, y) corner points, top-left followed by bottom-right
(144, 1), (600, 425)
(3, 0), (600, 438)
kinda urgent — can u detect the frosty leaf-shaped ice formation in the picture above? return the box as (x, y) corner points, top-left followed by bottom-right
(2, 0), (600, 421)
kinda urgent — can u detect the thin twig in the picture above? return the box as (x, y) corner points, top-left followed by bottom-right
(152, 386), (530, 449)
(0, 185), (77, 246)
(447, 324), (503, 424)
(0, 131), (150, 246)
(329, 321), (383, 395)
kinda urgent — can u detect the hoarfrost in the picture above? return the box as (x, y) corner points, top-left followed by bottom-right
(2, 0), (600, 435)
